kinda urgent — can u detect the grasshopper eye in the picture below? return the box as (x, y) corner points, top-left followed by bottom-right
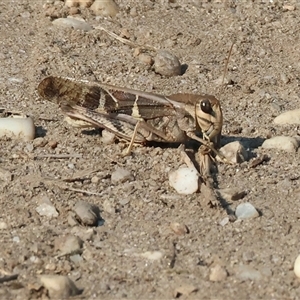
(200, 99), (212, 114)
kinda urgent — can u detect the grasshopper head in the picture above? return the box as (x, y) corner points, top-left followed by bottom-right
(195, 95), (223, 148)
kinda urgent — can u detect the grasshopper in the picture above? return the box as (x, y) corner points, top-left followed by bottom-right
(37, 76), (224, 158)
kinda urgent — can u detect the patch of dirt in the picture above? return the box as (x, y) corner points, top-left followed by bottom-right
(1, 0), (300, 299)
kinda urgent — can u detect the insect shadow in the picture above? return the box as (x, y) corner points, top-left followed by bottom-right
(81, 128), (200, 149)
(35, 126), (47, 138)
(81, 128), (102, 136)
(180, 63), (189, 75)
(79, 128), (266, 163)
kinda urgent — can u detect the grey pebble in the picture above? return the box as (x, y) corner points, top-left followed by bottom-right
(55, 235), (83, 257)
(0, 167), (12, 182)
(67, 214), (79, 227)
(138, 53), (153, 65)
(280, 73), (289, 84)
(74, 201), (101, 226)
(111, 167), (134, 184)
(119, 197), (131, 205)
(35, 196), (59, 218)
(36, 203), (59, 218)
(236, 265), (262, 281)
(154, 50), (181, 76)
(242, 251), (255, 262)
(25, 143), (34, 152)
(52, 17), (93, 32)
(219, 141), (248, 163)
(262, 136), (299, 152)
(235, 202), (259, 219)
(260, 266), (273, 277)
(102, 199), (115, 214)
(70, 254), (83, 264)
(70, 227), (95, 242)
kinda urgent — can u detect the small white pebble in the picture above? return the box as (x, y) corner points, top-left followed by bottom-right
(13, 236), (20, 243)
(209, 264), (228, 281)
(294, 254), (300, 278)
(169, 167), (198, 195)
(30, 255), (41, 264)
(0, 221), (8, 229)
(91, 176), (99, 184)
(45, 262), (57, 271)
(0, 117), (35, 141)
(282, 5), (295, 11)
(219, 217), (229, 227)
(101, 129), (116, 144)
(140, 251), (163, 260)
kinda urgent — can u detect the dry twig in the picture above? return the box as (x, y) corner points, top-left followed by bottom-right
(62, 167), (102, 182)
(95, 25), (157, 51)
(35, 154), (82, 159)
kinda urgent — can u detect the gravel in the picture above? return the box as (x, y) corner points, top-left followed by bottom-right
(1, 1), (300, 299)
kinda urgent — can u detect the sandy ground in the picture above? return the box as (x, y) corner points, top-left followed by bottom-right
(1, 0), (300, 299)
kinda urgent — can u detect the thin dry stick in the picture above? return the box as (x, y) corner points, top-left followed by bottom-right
(62, 167), (102, 182)
(64, 187), (103, 196)
(95, 25), (157, 51)
(221, 41), (235, 86)
(217, 41), (235, 101)
(35, 154), (82, 159)
(42, 177), (103, 196)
